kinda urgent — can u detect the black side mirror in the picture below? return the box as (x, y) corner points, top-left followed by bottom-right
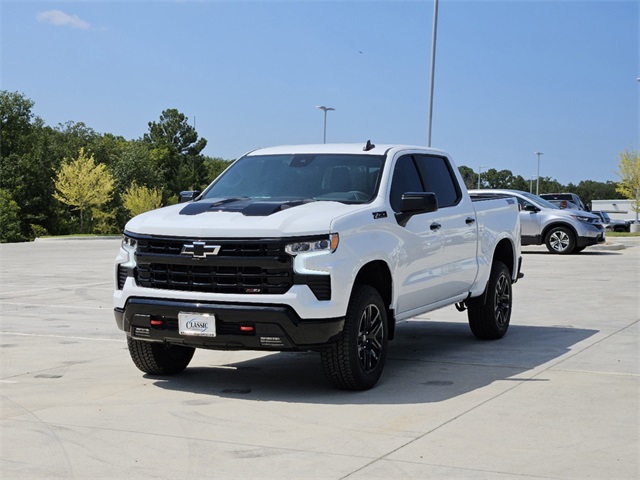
(179, 190), (201, 203)
(396, 192), (438, 226)
(522, 204), (539, 212)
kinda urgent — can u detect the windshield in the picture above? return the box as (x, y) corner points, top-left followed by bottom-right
(202, 154), (385, 204)
(520, 191), (560, 209)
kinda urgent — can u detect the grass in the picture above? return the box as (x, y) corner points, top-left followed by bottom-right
(607, 231), (640, 237)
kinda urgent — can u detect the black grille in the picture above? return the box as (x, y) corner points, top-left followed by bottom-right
(117, 265), (128, 290)
(134, 236), (293, 295)
(306, 276), (331, 301)
(136, 238), (284, 257)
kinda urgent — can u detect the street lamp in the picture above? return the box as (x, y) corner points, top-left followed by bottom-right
(529, 175), (536, 193)
(316, 106), (335, 144)
(426, 0), (439, 147)
(534, 152), (543, 195)
(477, 165), (489, 189)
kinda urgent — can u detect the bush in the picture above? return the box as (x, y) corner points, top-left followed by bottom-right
(0, 189), (24, 243)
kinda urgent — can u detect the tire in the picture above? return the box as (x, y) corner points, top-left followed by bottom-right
(127, 337), (195, 375)
(321, 285), (388, 390)
(467, 261), (512, 340)
(545, 226), (575, 254)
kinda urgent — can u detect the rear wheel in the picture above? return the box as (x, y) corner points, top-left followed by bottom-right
(321, 285), (388, 390)
(127, 337), (195, 375)
(545, 226), (575, 254)
(467, 261), (512, 340)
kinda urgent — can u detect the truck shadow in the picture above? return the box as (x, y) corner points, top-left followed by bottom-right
(151, 320), (597, 405)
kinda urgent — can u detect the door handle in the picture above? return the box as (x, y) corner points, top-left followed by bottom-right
(430, 222), (442, 231)
(465, 217), (476, 225)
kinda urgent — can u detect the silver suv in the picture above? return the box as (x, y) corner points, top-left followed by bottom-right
(470, 189), (605, 254)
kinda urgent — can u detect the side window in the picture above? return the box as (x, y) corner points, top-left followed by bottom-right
(390, 155), (424, 212)
(414, 155), (461, 208)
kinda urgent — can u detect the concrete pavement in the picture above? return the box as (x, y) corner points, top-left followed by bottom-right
(1, 239), (638, 479)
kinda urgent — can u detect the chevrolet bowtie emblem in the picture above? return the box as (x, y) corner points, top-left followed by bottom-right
(181, 242), (221, 258)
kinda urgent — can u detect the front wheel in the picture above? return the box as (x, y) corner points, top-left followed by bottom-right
(321, 285), (388, 390)
(127, 337), (195, 375)
(467, 261), (512, 340)
(545, 226), (575, 254)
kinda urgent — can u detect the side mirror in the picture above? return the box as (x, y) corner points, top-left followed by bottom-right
(179, 190), (201, 203)
(396, 192), (438, 226)
(522, 204), (539, 212)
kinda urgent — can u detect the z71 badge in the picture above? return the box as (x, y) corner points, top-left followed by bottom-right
(372, 211), (388, 219)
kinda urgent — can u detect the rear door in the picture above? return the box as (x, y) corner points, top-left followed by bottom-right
(414, 154), (478, 299)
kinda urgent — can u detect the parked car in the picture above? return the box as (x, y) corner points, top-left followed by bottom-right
(115, 143), (522, 390)
(592, 211), (630, 232)
(548, 199), (580, 210)
(540, 193), (588, 211)
(470, 189), (605, 254)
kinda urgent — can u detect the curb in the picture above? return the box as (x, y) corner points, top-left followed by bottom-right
(34, 236), (121, 242)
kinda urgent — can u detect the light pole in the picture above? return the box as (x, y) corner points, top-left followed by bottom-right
(427, 0), (439, 147)
(316, 106), (335, 144)
(529, 175), (536, 193)
(477, 165), (489, 189)
(534, 152), (543, 195)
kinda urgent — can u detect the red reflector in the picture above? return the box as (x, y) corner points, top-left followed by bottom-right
(240, 325), (254, 332)
(150, 319), (164, 326)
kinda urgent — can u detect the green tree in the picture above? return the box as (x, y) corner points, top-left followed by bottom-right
(568, 180), (624, 209)
(205, 156), (232, 184)
(122, 182), (163, 217)
(0, 189), (24, 242)
(615, 149), (640, 217)
(458, 165), (476, 189)
(144, 109), (207, 194)
(482, 168), (519, 189)
(0, 90), (34, 156)
(53, 148), (115, 233)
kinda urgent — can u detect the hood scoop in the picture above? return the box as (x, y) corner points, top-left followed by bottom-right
(179, 198), (314, 217)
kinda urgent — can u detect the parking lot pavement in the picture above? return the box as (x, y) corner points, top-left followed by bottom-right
(1, 239), (638, 480)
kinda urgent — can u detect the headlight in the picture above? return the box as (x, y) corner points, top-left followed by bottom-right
(285, 234), (339, 256)
(122, 234), (138, 250)
(571, 215), (594, 223)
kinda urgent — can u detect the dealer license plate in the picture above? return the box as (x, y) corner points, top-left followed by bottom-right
(178, 312), (216, 337)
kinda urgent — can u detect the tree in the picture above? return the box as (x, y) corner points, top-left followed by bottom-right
(615, 149), (640, 218)
(0, 189), (24, 242)
(122, 182), (163, 217)
(458, 165), (476, 189)
(0, 90), (34, 157)
(53, 148), (114, 233)
(205, 157), (233, 183)
(144, 109), (208, 195)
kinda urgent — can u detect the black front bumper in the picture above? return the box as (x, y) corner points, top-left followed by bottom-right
(115, 297), (344, 351)
(577, 231), (606, 248)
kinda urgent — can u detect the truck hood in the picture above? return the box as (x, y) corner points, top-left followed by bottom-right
(124, 198), (364, 238)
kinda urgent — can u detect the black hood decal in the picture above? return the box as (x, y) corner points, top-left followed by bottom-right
(179, 198), (314, 216)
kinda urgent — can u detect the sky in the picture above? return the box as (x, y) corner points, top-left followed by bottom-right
(1, 0), (639, 185)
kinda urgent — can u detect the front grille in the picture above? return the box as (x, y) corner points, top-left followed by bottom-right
(134, 236), (293, 295)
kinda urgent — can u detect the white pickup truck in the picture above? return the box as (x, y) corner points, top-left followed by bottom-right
(114, 142), (521, 390)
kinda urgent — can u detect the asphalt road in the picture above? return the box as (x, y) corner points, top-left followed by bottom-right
(1, 238), (638, 479)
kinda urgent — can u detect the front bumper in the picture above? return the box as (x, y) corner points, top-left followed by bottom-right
(115, 297), (344, 351)
(576, 224), (606, 248)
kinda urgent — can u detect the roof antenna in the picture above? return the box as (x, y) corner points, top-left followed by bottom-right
(363, 140), (375, 151)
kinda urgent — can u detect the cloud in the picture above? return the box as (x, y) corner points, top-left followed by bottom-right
(37, 10), (90, 30)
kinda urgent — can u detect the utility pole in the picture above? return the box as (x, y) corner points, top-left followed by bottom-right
(427, 0), (439, 147)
